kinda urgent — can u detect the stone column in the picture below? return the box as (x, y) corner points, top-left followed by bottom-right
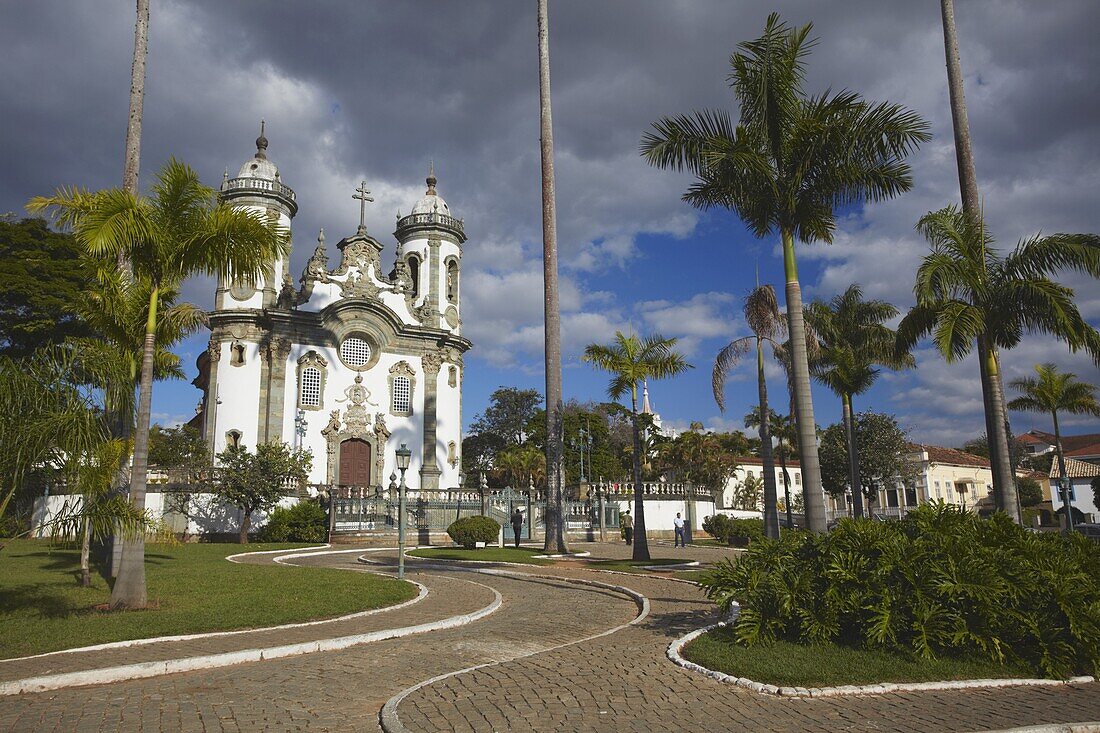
(426, 233), (442, 325)
(204, 335), (221, 457)
(264, 337), (292, 443)
(256, 339), (272, 445)
(419, 350), (443, 491)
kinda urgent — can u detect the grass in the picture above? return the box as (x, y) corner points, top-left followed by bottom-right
(0, 539), (417, 659)
(585, 558), (694, 574)
(407, 546), (554, 565)
(683, 627), (1037, 688)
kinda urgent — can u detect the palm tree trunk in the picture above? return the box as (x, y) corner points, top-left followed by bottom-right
(980, 341), (1020, 522)
(976, 336), (1001, 500)
(843, 394), (863, 519)
(536, 0), (567, 554)
(781, 229), (825, 532)
(756, 341), (779, 539)
(79, 516), (92, 587)
(630, 386), (649, 561)
(779, 444), (793, 529)
(110, 286), (157, 609)
(240, 510), (251, 544)
(940, 0), (980, 218)
(1050, 409), (1074, 531)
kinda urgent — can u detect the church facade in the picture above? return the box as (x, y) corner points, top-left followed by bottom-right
(192, 127), (470, 494)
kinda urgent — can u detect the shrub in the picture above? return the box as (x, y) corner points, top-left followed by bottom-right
(699, 503), (1100, 678)
(256, 501), (327, 543)
(702, 515), (764, 545)
(447, 515), (500, 548)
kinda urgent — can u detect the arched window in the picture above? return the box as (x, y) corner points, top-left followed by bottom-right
(230, 341), (246, 366)
(392, 376), (411, 414)
(300, 367), (321, 408)
(388, 361), (416, 417)
(407, 255), (421, 298)
(297, 351), (328, 410)
(445, 259), (458, 303)
(226, 430), (243, 450)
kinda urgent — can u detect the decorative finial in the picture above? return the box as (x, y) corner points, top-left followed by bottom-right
(318, 227), (325, 246)
(255, 119), (268, 160)
(426, 160), (437, 195)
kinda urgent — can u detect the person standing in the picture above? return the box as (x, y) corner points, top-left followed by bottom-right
(510, 508), (524, 548)
(622, 511), (634, 545)
(673, 512), (686, 548)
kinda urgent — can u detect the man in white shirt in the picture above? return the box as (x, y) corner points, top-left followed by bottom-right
(673, 512), (686, 548)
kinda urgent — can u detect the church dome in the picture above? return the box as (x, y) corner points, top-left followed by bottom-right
(220, 120), (297, 217)
(409, 165), (451, 216)
(235, 120), (280, 180)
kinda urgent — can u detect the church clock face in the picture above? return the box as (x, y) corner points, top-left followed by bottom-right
(339, 335), (373, 370)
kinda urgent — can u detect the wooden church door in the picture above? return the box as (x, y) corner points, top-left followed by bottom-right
(339, 438), (371, 487)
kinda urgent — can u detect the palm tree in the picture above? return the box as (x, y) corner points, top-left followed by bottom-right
(122, 0), (149, 201)
(806, 285), (912, 517)
(746, 408), (797, 529)
(898, 206), (1100, 523)
(0, 350), (146, 556)
(536, 0), (566, 554)
(583, 332), (691, 560)
(29, 159), (287, 608)
(641, 13), (929, 532)
(1008, 364), (1100, 531)
(713, 285), (785, 538)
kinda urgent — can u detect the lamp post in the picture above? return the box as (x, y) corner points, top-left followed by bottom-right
(456, 470), (466, 522)
(294, 409), (308, 451)
(395, 443), (412, 580)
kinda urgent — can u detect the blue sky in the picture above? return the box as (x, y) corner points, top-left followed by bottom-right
(2, 1), (1098, 448)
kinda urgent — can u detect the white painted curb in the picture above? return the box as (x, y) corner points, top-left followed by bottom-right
(667, 619), (1097, 698)
(0, 548), (503, 695)
(379, 568), (650, 733)
(0, 545), (410, 665)
(969, 724), (1100, 733)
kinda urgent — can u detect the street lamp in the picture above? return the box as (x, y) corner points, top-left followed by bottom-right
(294, 409), (308, 451)
(395, 443), (412, 580)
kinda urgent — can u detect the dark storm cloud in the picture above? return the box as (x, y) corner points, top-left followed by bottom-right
(2, 0), (1098, 442)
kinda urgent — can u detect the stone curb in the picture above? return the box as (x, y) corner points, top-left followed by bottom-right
(0, 545), (410, 666)
(968, 724), (1100, 733)
(667, 620), (1097, 698)
(379, 568), (651, 733)
(0, 551), (504, 696)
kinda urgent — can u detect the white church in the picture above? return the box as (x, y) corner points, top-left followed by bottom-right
(192, 126), (470, 495)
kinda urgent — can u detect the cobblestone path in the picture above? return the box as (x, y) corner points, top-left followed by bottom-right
(3, 542), (1099, 732)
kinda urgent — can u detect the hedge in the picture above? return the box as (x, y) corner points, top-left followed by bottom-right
(447, 515), (500, 548)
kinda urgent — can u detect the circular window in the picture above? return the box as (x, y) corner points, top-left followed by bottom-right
(339, 336), (373, 370)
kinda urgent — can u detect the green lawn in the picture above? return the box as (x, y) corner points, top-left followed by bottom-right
(683, 627), (1036, 688)
(407, 546), (554, 565)
(0, 539), (417, 659)
(586, 558), (694, 574)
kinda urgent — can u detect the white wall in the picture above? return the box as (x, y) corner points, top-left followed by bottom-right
(1051, 477), (1099, 523)
(613, 498), (715, 530)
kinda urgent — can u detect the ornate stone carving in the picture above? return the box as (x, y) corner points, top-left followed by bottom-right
(277, 268), (297, 309)
(444, 305), (459, 329)
(337, 269), (381, 299)
(207, 335), (221, 363)
(324, 379), (388, 490)
(374, 412), (390, 441)
(263, 336), (292, 363)
(422, 350), (444, 376)
(303, 228), (330, 282)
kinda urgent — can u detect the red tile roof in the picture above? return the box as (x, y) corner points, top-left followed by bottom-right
(1020, 430), (1100, 456)
(1050, 456), (1100, 479)
(907, 443), (991, 468)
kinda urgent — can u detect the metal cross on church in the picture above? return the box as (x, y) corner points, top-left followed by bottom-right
(353, 180), (373, 231)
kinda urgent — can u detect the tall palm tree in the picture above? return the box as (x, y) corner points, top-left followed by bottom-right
(806, 285), (912, 517)
(1008, 363), (1100, 531)
(641, 13), (929, 532)
(29, 159), (287, 608)
(898, 206), (1100, 523)
(122, 0), (149, 201)
(746, 408), (796, 529)
(713, 285), (785, 538)
(583, 332), (691, 560)
(536, 0), (566, 554)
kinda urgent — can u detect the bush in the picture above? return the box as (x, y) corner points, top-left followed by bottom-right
(256, 501), (327, 543)
(699, 503), (1100, 678)
(702, 515), (764, 545)
(447, 516), (500, 548)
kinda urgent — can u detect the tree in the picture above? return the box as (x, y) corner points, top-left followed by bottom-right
(1017, 477), (1043, 508)
(149, 424), (208, 477)
(0, 350), (146, 554)
(1091, 477), (1100, 511)
(0, 218), (93, 357)
(583, 332), (691, 560)
(495, 445), (546, 490)
(820, 411), (913, 511)
(746, 407), (796, 528)
(654, 428), (745, 496)
(535, 0), (566, 554)
(731, 473), (764, 511)
(806, 285), (912, 518)
(29, 159), (288, 608)
(469, 387), (543, 449)
(203, 443), (311, 544)
(712, 284), (786, 538)
(641, 13), (929, 532)
(122, 0), (149, 200)
(898, 207), (1100, 524)
(1008, 363), (1100, 531)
